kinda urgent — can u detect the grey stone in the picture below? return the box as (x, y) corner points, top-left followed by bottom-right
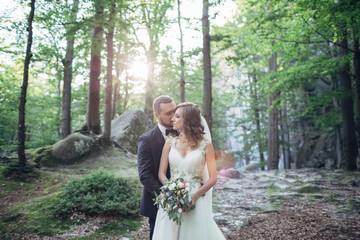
(111, 110), (153, 154)
(51, 132), (98, 162)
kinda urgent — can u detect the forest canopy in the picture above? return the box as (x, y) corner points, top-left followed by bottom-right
(0, 0), (359, 171)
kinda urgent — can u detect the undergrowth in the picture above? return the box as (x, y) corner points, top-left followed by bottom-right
(55, 168), (141, 217)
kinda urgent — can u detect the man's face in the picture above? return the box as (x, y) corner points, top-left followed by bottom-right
(155, 101), (176, 129)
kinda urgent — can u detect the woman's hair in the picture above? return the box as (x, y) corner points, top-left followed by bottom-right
(175, 102), (205, 148)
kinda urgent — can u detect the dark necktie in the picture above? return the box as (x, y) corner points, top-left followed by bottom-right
(166, 128), (178, 136)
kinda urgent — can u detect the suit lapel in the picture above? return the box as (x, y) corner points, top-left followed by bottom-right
(153, 125), (165, 148)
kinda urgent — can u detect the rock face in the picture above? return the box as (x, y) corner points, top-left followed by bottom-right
(111, 110), (153, 154)
(51, 133), (98, 162)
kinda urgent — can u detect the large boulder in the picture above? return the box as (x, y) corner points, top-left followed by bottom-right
(51, 132), (98, 163)
(111, 110), (152, 154)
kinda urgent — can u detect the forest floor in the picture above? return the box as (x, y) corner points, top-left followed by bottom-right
(1, 149), (360, 239)
(126, 168), (360, 240)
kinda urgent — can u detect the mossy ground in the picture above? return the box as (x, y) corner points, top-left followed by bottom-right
(0, 147), (143, 239)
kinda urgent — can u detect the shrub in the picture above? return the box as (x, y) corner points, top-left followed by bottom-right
(55, 169), (141, 218)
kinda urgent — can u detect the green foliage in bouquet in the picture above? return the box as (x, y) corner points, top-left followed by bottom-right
(154, 178), (196, 225)
(55, 169), (141, 218)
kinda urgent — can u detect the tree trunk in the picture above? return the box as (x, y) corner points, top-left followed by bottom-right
(267, 50), (280, 170)
(353, 30), (360, 167)
(202, 0), (212, 132)
(338, 35), (358, 170)
(113, 41), (124, 118)
(280, 103), (291, 169)
(123, 70), (130, 110)
(112, 81), (119, 119)
(103, 2), (115, 145)
(87, 2), (103, 134)
(18, 0), (35, 167)
(249, 72), (265, 170)
(139, 1), (172, 119)
(178, 0), (185, 103)
(144, 49), (155, 119)
(61, 0), (80, 138)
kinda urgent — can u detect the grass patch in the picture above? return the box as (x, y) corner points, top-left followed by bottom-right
(0, 193), (75, 237)
(307, 194), (324, 201)
(296, 184), (322, 194)
(0, 166), (37, 198)
(267, 183), (281, 197)
(2, 162), (39, 181)
(346, 199), (360, 211)
(322, 190), (341, 205)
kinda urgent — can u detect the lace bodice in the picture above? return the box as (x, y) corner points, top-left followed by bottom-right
(169, 138), (207, 182)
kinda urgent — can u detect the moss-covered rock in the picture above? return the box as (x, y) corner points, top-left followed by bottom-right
(31, 146), (57, 167)
(51, 133), (99, 163)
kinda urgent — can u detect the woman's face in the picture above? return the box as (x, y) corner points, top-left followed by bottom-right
(172, 107), (183, 131)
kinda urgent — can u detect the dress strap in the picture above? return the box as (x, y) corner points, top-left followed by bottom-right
(199, 139), (207, 153)
(170, 137), (177, 148)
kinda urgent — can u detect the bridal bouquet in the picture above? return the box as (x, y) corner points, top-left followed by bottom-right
(154, 178), (196, 225)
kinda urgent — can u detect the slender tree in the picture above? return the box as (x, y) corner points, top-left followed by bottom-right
(202, 0), (212, 131)
(338, 32), (358, 170)
(103, 0), (116, 144)
(87, 0), (104, 134)
(249, 71), (265, 170)
(267, 49), (280, 170)
(353, 30), (360, 158)
(177, 0), (185, 102)
(62, 0), (80, 138)
(18, 0), (35, 167)
(138, 0), (172, 118)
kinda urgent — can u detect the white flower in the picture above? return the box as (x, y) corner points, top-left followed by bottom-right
(169, 183), (176, 190)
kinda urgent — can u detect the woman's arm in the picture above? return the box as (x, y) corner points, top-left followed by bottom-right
(158, 138), (172, 185)
(191, 141), (217, 204)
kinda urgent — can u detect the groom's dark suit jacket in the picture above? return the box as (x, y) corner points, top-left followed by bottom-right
(137, 125), (170, 219)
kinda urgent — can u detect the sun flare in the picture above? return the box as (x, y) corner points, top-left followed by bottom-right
(128, 60), (148, 80)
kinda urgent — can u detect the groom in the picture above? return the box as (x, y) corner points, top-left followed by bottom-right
(137, 95), (177, 240)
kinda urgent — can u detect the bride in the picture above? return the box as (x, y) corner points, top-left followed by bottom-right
(152, 102), (226, 240)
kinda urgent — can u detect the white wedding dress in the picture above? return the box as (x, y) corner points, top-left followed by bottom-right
(152, 138), (226, 240)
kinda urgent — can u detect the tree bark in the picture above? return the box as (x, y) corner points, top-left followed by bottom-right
(338, 35), (358, 170)
(61, 0), (80, 138)
(18, 0), (35, 167)
(267, 50), (280, 170)
(353, 30), (360, 166)
(178, 0), (185, 103)
(103, 2), (116, 145)
(249, 72), (265, 170)
(112, 81), (119, 119)
(202, 0), (212, 132)
(87, 2), (103, 134)
(280, 104), (291, 169)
